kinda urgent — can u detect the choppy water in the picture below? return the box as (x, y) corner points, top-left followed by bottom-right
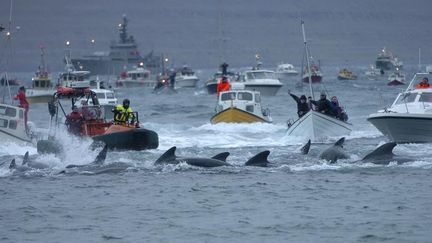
(1, 66), (432, 242)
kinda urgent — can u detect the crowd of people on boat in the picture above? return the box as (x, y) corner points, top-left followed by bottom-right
(288, 90), (348, 122)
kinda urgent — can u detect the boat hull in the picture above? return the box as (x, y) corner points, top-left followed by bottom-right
(176, 78), (199, 88)
(0, 129), (32, 144)
(302, 75), (322, 83)
(243, 84), (282, 96)
(368, 113), (432, 143)
(206, 82), (217, 94)
(287, 111), (352, 142)
(387, 80), (405, 86)
(92, 128), (159, 150)
(211, 107), (270, 124)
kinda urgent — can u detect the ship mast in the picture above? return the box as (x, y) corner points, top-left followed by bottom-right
(301, 21), (314, 100)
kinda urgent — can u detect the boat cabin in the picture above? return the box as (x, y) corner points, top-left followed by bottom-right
(216, 89), (270, 119)
(387, 73), (432, 113)
(59, 71), (91, 88)
(238, 70), (278, 82)
(121, 67), (151, 80)
(0, 104), (29, 142)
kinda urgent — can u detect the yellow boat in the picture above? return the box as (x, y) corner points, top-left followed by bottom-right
(337, 68), (357, 80)
(210, 89), (272, 124)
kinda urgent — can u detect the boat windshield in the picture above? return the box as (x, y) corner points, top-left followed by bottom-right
(96, 93), (106, 99)
(237, 92), (253, 101)
(419, 92), (432, 103)
(0, 105), (17, 117)
(221, 92), (236, 101)
(247, 71), (276, 80)
(106, 93), (115, 99)
(394, 92), (417, 105)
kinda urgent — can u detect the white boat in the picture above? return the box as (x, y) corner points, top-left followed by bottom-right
(58, 50), (92, 88)
(116, 66), (157, 88)
(0, 101), (32, 143)
(368, 73), (432, 143)
(78, 80), (118, 120)
(365, 64), (384, 80)
(234, 69), (283, 96)
(375, 47), (403, 71)
(211, 86), (272, 124)
(286, 21), (352, 142)
(275, 63), (299, 79)
(175, 66), (199, 88)
(387, 69), (405, 86)
(26, 47), (55, 104)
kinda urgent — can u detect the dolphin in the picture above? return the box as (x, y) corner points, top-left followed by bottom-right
(319, 137), (349, 163)
(155, 146), (231, 167)
(9, 152), (51, 172)
(244, 150), (271, 167)
(300, 139), (311, 155)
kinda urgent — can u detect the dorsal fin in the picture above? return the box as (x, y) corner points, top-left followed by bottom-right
(362, 142), (397, 161)
(93, 145), (108, 165)
(245, 150), (271, 167)
(334, 137), (345, 147)
(301, 139), (311, 155)
(211, 152), (230, 162)
(9, 159), (16, 169)
(155, 146), (177, 164)
(22, 152), (30, 165)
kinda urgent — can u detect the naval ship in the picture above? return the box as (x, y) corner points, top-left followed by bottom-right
(71, 15), (162, 75)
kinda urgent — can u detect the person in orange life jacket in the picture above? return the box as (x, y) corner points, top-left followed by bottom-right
(416, 77), (430, 89)
(65, 106), (83, 135)
(14, 86), (29, 130)
(216, 76), (230, 97)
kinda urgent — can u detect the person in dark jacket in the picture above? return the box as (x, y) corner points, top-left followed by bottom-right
(311, 92), (335, 116)
(288, 90), (310, 118)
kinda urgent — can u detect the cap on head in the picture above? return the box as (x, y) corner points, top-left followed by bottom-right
(300, 95), (307, 100)
(123, 98), (130, 106)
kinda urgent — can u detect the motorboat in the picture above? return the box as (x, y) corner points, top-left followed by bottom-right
(302, 64), (323, 83)
(205, 71), (236, 95)
(387, 68), (405, 86)
(337, 68), (357, 80)
(116, 66), (157, 88)
(211, 87), (272, 124)
(0, 103), (32, 143)
(234, 69), (283, 96)
(152, 74), (177, 95)
(174, 66), (199, 88)
(365, 64), (384, 80)
(275, 63), (299, 79)
(286, 110), (352, 142)
(368, 73), (432, 143)
(375, 47), (403, 71)
(37, 87), (159, 152)
(287, 21), (352, 142)
(26, 47), (55, 104)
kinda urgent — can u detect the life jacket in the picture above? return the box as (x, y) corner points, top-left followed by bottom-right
(216, 79), (230, 96)
(113, 105), (133, 124)
(416, 83), (430, 89)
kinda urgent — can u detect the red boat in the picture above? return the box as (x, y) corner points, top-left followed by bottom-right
(37, 87), (158, 153)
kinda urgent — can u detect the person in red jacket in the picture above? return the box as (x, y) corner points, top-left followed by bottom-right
(14, 86), (29, 131)
(216, 76), (230, 97)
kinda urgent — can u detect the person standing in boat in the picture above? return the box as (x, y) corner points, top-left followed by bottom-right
(288, 90), (310, 118)
(112, 98), (135, 125)
(65, 106), (83, 135)
(14, 86), (29, 131)
(310, 92), (335, 117)
(169, 69), (176, 88)
(216, 76), (230, 97)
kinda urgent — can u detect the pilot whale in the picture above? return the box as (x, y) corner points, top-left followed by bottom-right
(155, 146), (272, 167)
(318, 137), (349, 163)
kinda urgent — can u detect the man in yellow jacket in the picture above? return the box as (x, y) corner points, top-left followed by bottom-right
(113, 99), (135, 125)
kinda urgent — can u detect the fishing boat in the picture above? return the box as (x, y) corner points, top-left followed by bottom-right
(275, 63), (299, 79)
(286, 21), (352, 142)
(211, 87), (272, 124)
(37, 87), (158, 152)
(301, 64), (322, 83)
(205, 71), (235, 95)
(387, 68), (405, 86)
(365, 64), (384, 80)
(174, 66), (199, 88)
(375, 47), (403, 71)
(116, 66), (157, 88)
(26, 47), (55, 104)
(337, 68), (357, 80)
(368, 73), (432, 143)
(0, 103), (32, 143)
